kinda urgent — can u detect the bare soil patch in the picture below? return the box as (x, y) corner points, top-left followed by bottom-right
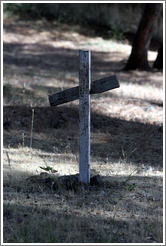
(3, 18), (163, 243)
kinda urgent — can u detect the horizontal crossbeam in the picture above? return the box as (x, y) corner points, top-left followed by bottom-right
(49, 74), (120, 107)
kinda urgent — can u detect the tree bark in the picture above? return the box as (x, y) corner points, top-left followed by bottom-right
(124, 3), (163, 71)
(153, 44), (163, 69)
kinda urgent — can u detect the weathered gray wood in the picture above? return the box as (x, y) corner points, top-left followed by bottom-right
(79, 50), (91, 184)
(48, 75), (119, 107)
(48, 50), (120, 184)
(90, 74), (120, 94)
(49, 86), (79, 107)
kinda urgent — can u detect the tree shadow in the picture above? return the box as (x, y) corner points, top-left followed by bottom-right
(3, 43), (125, 76)
(3, 104), (163, 168)
(3, 16), (162, 51)
(3, 28), (163, 168)
(3, 168), (163, 243)
(4, 42), (161, 90)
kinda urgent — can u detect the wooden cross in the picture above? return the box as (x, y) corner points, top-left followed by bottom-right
(48, 50), (120, 184)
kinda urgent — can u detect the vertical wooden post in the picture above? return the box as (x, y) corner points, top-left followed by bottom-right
(79, 50), (91, 184)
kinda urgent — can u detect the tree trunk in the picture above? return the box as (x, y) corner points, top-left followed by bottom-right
(124, 3), (163, 71)
(153, 44), (163, 69)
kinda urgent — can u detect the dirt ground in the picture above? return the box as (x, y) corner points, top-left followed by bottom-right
(3, 17), (163, 243)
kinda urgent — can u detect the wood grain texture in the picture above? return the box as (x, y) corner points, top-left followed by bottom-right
(79, 50), (91, 184)
(49, 75), (120, 106)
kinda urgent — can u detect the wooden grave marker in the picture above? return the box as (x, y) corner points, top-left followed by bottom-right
(48, 50), (120, 184)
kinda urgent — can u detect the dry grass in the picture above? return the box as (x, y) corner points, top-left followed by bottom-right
(3, 17), (163, 243)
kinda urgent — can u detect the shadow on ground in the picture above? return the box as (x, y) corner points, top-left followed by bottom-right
(3, 105), (163, 168)
(3, 167), (163, 243)
(4, 43), (162, 91)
